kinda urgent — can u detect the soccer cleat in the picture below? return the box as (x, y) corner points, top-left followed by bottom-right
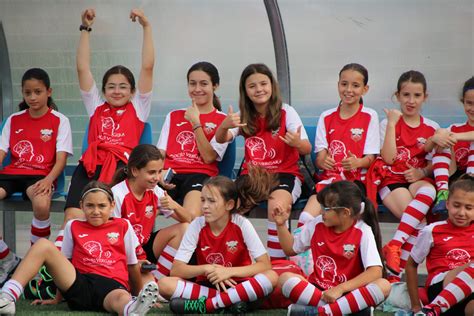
(170, 297), (207, 314)
(432, 190), (448, 214)
(422, 305), (441, 316)
(226, 301), (248, 315)
(287, 304), (319, 316)
(382, 243), (402, 275)
(0, 293), (15, 315)
(0, 253), (20, 286)
(126, 281), (158, 316)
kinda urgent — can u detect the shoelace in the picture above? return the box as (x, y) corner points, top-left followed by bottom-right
(184, 296), (207, 314)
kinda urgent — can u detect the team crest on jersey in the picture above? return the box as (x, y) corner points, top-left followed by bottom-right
(350, 128), (364, 142)
(204, 122), (217, 133)
(40, 129), (53, 142)
(107, 232), (120, 244)
(342, 244), (356, 259)
(416, 137), (427, 148)
(226, 240), (238, 254)
(145, 205), (154, 218)
(116, 109), (125, 116)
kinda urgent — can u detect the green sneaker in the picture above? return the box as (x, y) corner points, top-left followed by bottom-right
(170, 296), (207, 314)
(433, 190), (448, 214)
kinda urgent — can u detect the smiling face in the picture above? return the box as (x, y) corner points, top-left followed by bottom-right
(81, 191), (115, 227)
(463, 89), (474, 125)
(337, 70), (368, 107)
(187, 70), (217, 108)
(103, 74), (134, 108)
(22, 79), (51, 115)
(200, 185), (234, 225)
(446, 188), (474, 227)
(131, 159), (163, 191)
(245, 73), (273, 109)
(396, 81), (427, 117)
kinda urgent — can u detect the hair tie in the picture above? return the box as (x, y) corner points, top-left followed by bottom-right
(360, 202), (365, 214)
(81, 188), (113, 202)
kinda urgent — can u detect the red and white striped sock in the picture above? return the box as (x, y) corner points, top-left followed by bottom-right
(0, 239), (10, 260)
(171, 280), (218, 300)
(281, 276), (323, 306)
(30, 217), (51, 244)
(467, 142), (474, 174)
(426, 262), (474, 313)
(54, 230), (64, 251)
(318, 282), (386, 316)
(206, 273), (273, 312)
(432, 148), (451, 191)
(399, 230), (420, 270)
(153, 245), (176, 280)
(1, 279), (23, 301)
(297, 211), (315, 228)
(392, 186), (435, 247)
(267, 221), (287, 260)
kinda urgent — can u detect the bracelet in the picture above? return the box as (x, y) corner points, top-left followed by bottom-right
(193, 124), (202, 131)
(79, 25), (92, 32)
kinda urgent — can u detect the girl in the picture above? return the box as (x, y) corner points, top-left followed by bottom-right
(274, 181), (391, 316)
(111, 144), (190, 281)
(432, 77), (474, 212)
(0, 181), (158, 315)
(62, 8), (155, 232)
(215, 63), (311, 261)
(301, 63), (380, 227)
(406, 176), (474, 315)
(0, 68), (72, 264)
(158, 176), (278, 314)
(156, 61), (228, 219)
(379, 70), (442, 275)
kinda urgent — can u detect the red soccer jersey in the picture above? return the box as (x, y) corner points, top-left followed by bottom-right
(62, 218), (139, 289)
(380, 116), (439, 186)
(410, 220), (474, 286)
(315, 105), (380, 182)
(449, 123), (474, 171)
(0, 108), (73, 176)
(112, 180), (173, 258)
(174, 214), (267, 283)
(157, 108), (227, 176)
(293, 216), (382, 290)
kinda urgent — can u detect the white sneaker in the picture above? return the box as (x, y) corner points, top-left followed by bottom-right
(0, 294), (15, 315)
(0, 253), (20, 285)
(126, 281), (158, 316)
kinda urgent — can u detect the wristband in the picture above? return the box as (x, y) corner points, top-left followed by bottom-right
(193, 124), (202, 131)
(79, 25), (92, 32)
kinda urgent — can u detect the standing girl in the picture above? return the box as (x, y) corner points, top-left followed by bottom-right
(62, 8), (155, 231)
(405, 176), (474, 315)
(301, 63), (380, 227)
(215, 63), (311, 261)
(0, 68), (72, 278)
(158, 176), (277, 314)
(0, 181), (158, 315)
(157, 61), (228, 219)
(111, 144), (190, 281)
(274, 181), (391, 316)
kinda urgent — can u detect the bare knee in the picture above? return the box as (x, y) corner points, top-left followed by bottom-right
(278, 272), (302, 288)
(373, 278), (391, 297)
(261, 270), (279, 287)
(63, 208), (84, 225)
(158, 277), (180, 298)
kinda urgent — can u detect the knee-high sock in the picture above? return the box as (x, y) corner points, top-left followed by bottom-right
(467, 142), (474, 174)
(392, 186), (435, 247)
(31, 217), (51, 244)
(1, 279), (23, 301)
(432, 148), (451, 191)
(281, 276), (323, 306)
(267, 221), (287, 260)
(400, 230), (420, 270)
(153, 245), (176, 280)
(0, 239), (10, 260)
(318, 282), (386, 316)
(54, 230), (64, 251)
(171, 280), (218, 300)
(206, 273), (273, 312)
(297, 211), (315, 228)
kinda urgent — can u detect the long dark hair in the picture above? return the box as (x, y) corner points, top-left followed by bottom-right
(19, 68), (57, 111)
(187, 61), (221, 111)
(203, 176), (239, 213)
(112, 144), (164, 186)
(339, 63), (368, 105)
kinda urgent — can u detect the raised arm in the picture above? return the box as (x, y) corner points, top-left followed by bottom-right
(130, 9), (155, 94)
(215, 105), (245, 143)
(381, 109), (402, 164)
(76, 8), (96, 92)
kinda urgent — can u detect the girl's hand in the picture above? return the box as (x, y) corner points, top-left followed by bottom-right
(31, 298), (60, 306)
(341, 151), (359, 170)
(279, 126), (302, 148)
(321, 285), (344, 303)
(81, 8), (96, 27)
(159, 191), (178, 211)
(321, 155), (336, 171)
(272, 203), (290, 226)
(411, 304), (422, 313)
(216, 278), (237, 293)
(158, 170), (176, 190)
(32, 178), (53, 196)
(184, 99), (201, 127)
(221, 105), (246, 130)
(431, 129), (457, 148)
(130, 8), (149, 27)
(384, 108), (403, 126)
(403, 167), (424, 183)
(207, 265), (233, 285)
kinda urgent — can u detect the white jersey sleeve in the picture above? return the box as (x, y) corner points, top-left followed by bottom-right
(423, 118), (440, 162)
(363, 109), (380, 155)
(124, 220), (140, 264)
(357, 221), (383, 268)
(61, 219), (75, 259)
(111, 181), (126, 218)
(174, 217), (205, 263)
(0, 115), (12, 153)
(232, 214), (267, 259)
(156, 112), (171, 151)
(153, 186), (174, 218)
(283, 104), (308, 140)
(315, 111), (330, 152)
(293, 216), (321, 254)
(379, 119), (388, 149)
(210, 135), (229, 162)
(80, 82), (104, 117)
(410, 224), (435, 264)
(53, 111), (74, 155)
(131, 90), (152, 123)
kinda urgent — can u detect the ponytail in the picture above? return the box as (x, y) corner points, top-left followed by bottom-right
(212, 92), (222, 111)
(359, 195), (382, 256)
(111, 166), (129, 187)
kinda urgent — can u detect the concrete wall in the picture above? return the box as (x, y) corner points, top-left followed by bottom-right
(0, 0), (473, 165)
